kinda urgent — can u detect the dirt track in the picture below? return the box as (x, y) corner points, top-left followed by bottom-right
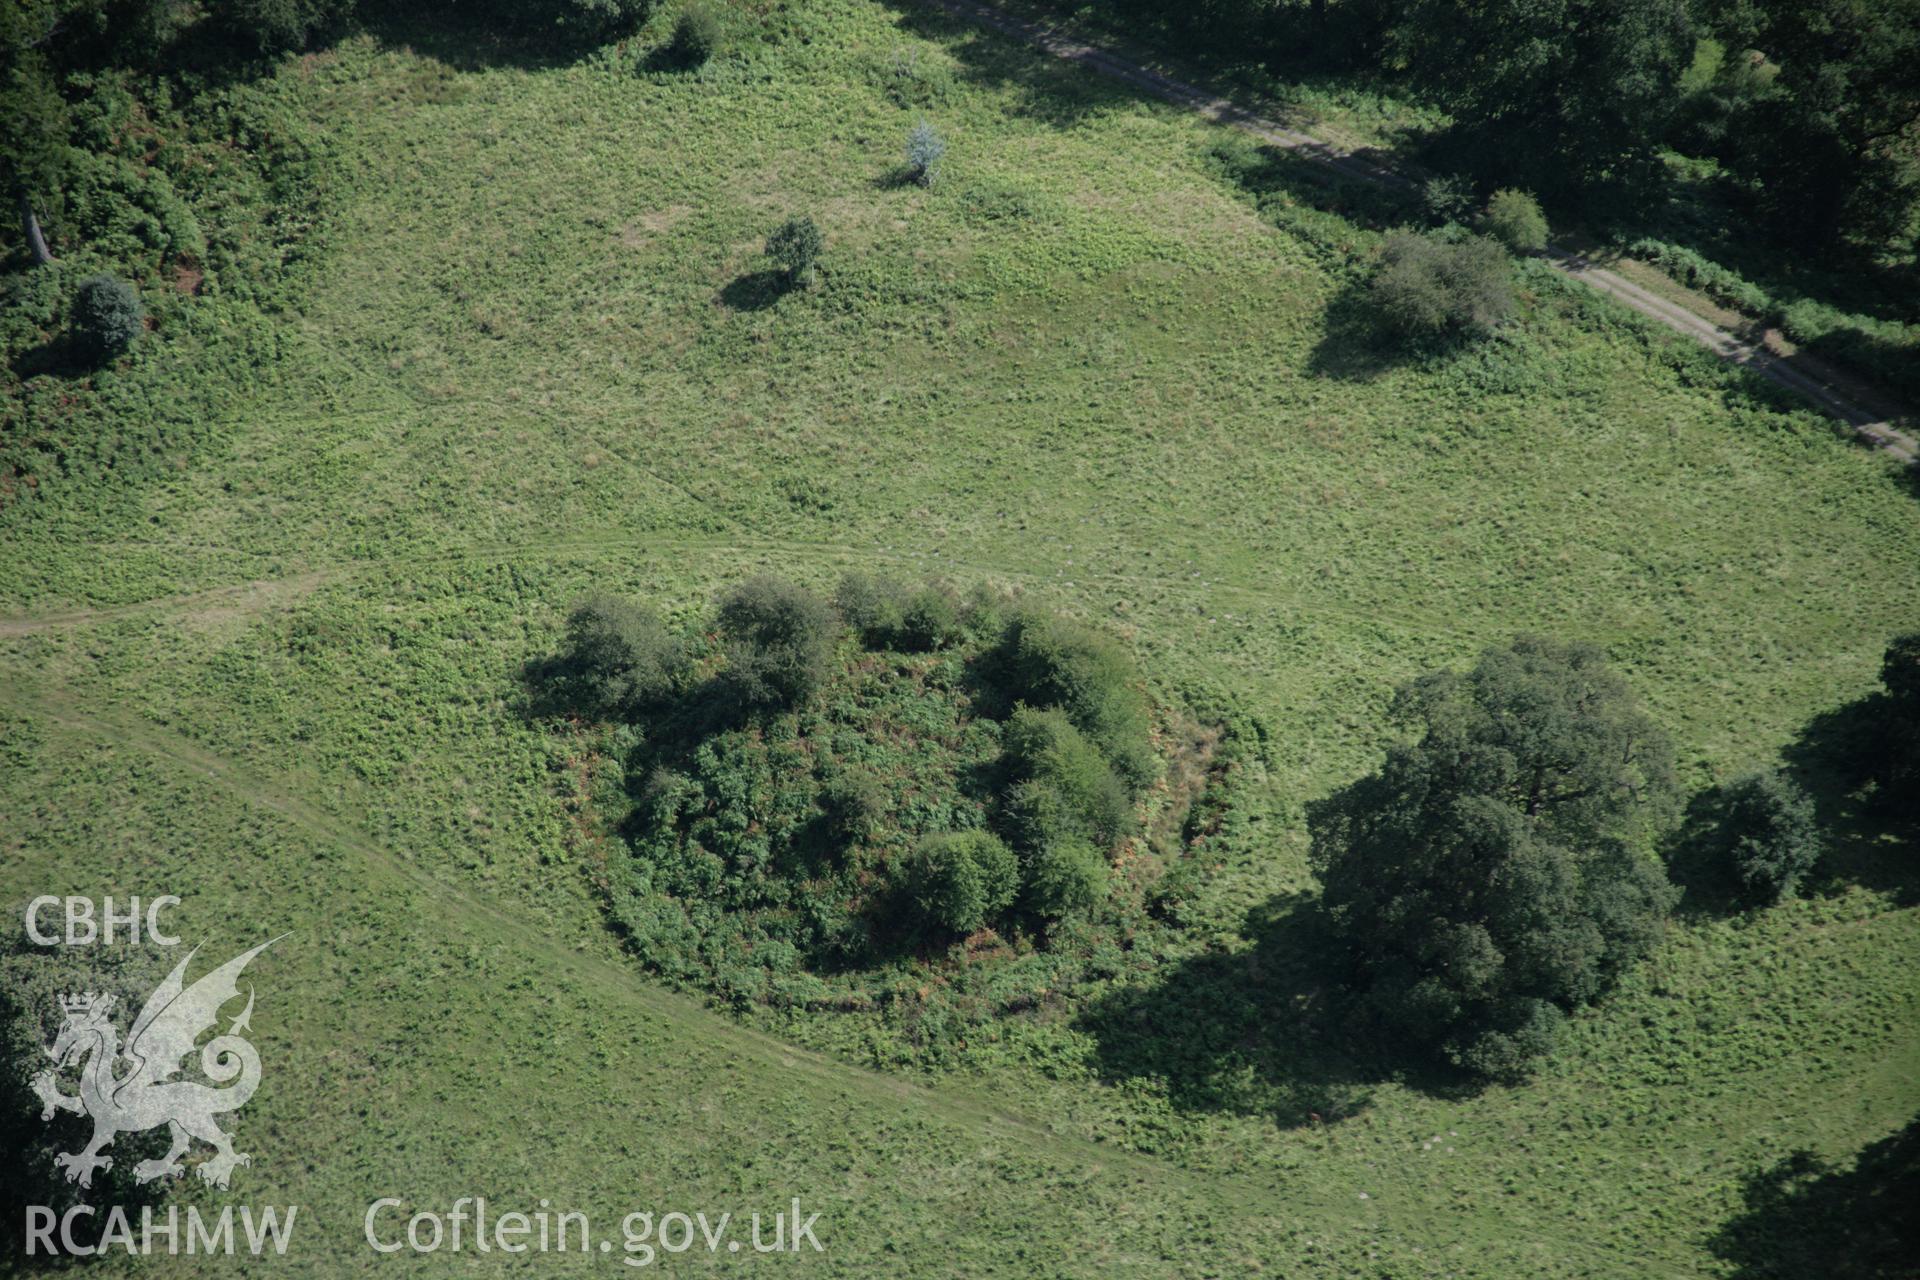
(915, 0), (1917, 464)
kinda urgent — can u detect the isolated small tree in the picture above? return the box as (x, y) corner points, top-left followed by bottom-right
(1717, 770), (1822, 903)
(1308, 636), (1680, 1078)
(1370, 232), (1515, 338)
(715, 576), (837, 709)
(70, 274), (143, 362)
(765, 216), (823, 287)
(666, 2), (720, 67)
(1483, 188), (1549, 253)
(906, 831), (1019, 934)
(905, 120), (946, 187)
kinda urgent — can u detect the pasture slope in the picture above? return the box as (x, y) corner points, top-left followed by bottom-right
(2, 0), (1916, 1275)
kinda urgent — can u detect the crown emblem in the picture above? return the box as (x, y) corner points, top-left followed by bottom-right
(58, 992), (110, 1016)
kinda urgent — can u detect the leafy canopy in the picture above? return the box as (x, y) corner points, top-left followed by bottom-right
(1308, 636), (1680, 1078)
(1717, 770), (1822, 904)
(1390, 0), (1696, 195)
(1370, 231), (1516, 338)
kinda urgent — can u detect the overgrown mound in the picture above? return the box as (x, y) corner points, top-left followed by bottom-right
(534, 576), (1227, 1011)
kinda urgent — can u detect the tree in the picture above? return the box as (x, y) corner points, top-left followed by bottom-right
(1370, 232), (1516, 338)
(1718, 0), (1920, 247)
(0, 944), (169, 1258)
(765, 215), (822, 287)
(1421, 174), (1475, 226)
(1308, 636), (1680, 1078)
(905, 120), (946, 188)
(1483, 188), (1548, 253)
(542, 595), (685, 718)
(835, 571), (909, 647)
(666, 2), (720, 68)
(0, 50), (68, 264)
(1390, 0), (1696, 197)
(714, 576), (836, 709)
(1716, 770), (1821, 903)
(905, 831), (1018, 935)
(69, 272), (142, 360)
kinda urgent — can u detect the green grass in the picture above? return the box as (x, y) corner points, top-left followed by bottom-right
(2, 0), (1917, 1274)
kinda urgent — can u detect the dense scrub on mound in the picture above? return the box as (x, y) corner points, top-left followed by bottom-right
(533, 577), (1256, 1034)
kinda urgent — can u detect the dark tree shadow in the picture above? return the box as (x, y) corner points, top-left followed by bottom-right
(1709, 1116), (1920, 1280)
(1781, 692), (1919, 907)
(1662, 785), (1757, 920)
(357, 1), (628, 72)
(8, 333), (94, 382)
(878, 0), (1171, 129)
(1209, 138), (1420, 232)
(1077, 892), (1475, 1129)
(871, 164), (923, 191)
(1305, 281), (1490, 383)
(717, 271), (787, 312)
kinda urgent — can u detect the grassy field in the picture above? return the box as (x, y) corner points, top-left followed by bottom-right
(2, 0), (1917, 1274)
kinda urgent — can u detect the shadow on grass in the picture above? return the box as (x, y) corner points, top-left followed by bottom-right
(357, 1), (628, 72)
(1305, 281), (1491, 383)
(1666, 690), (1917, 915)
(1076, 892), (1474, 1130)
(879, 0), (1173, 129)
(717, 270), (788, 312)
(1780, 692), (1918, 907)
(1708, 1116), (1920, 1280)
(1662, 786), (1751, 920)
(871, 164), (925, 191)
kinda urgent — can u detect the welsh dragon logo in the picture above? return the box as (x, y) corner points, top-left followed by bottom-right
(29, 937), (283, 1190)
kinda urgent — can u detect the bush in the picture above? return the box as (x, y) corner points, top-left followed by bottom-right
(546, 596), (685, 718)
(906, 120), (946, 188)
(835, 572), (910, 647)
(1370, 232), (1516, 338)
(898, 585), (962, 651)
(1718, 771), (1822, 903)
(765, 215), (823, 287)
(666, 2), (720, 67)
(994, 612), (1156, 792)
(821, 770), (888, 849)
(905, 831), (1019, 934)
(1621, 238), (1773, 315)
(1001, 706), (1131, 851)
(1025, 838), (1108, 920)
(715, 576), (838, 709)
(1308, 636), (1680, 1078)
(1422, 174), (1475, 226)
(1483, 188), (1548, 253)
(69, 273), (143, 362)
